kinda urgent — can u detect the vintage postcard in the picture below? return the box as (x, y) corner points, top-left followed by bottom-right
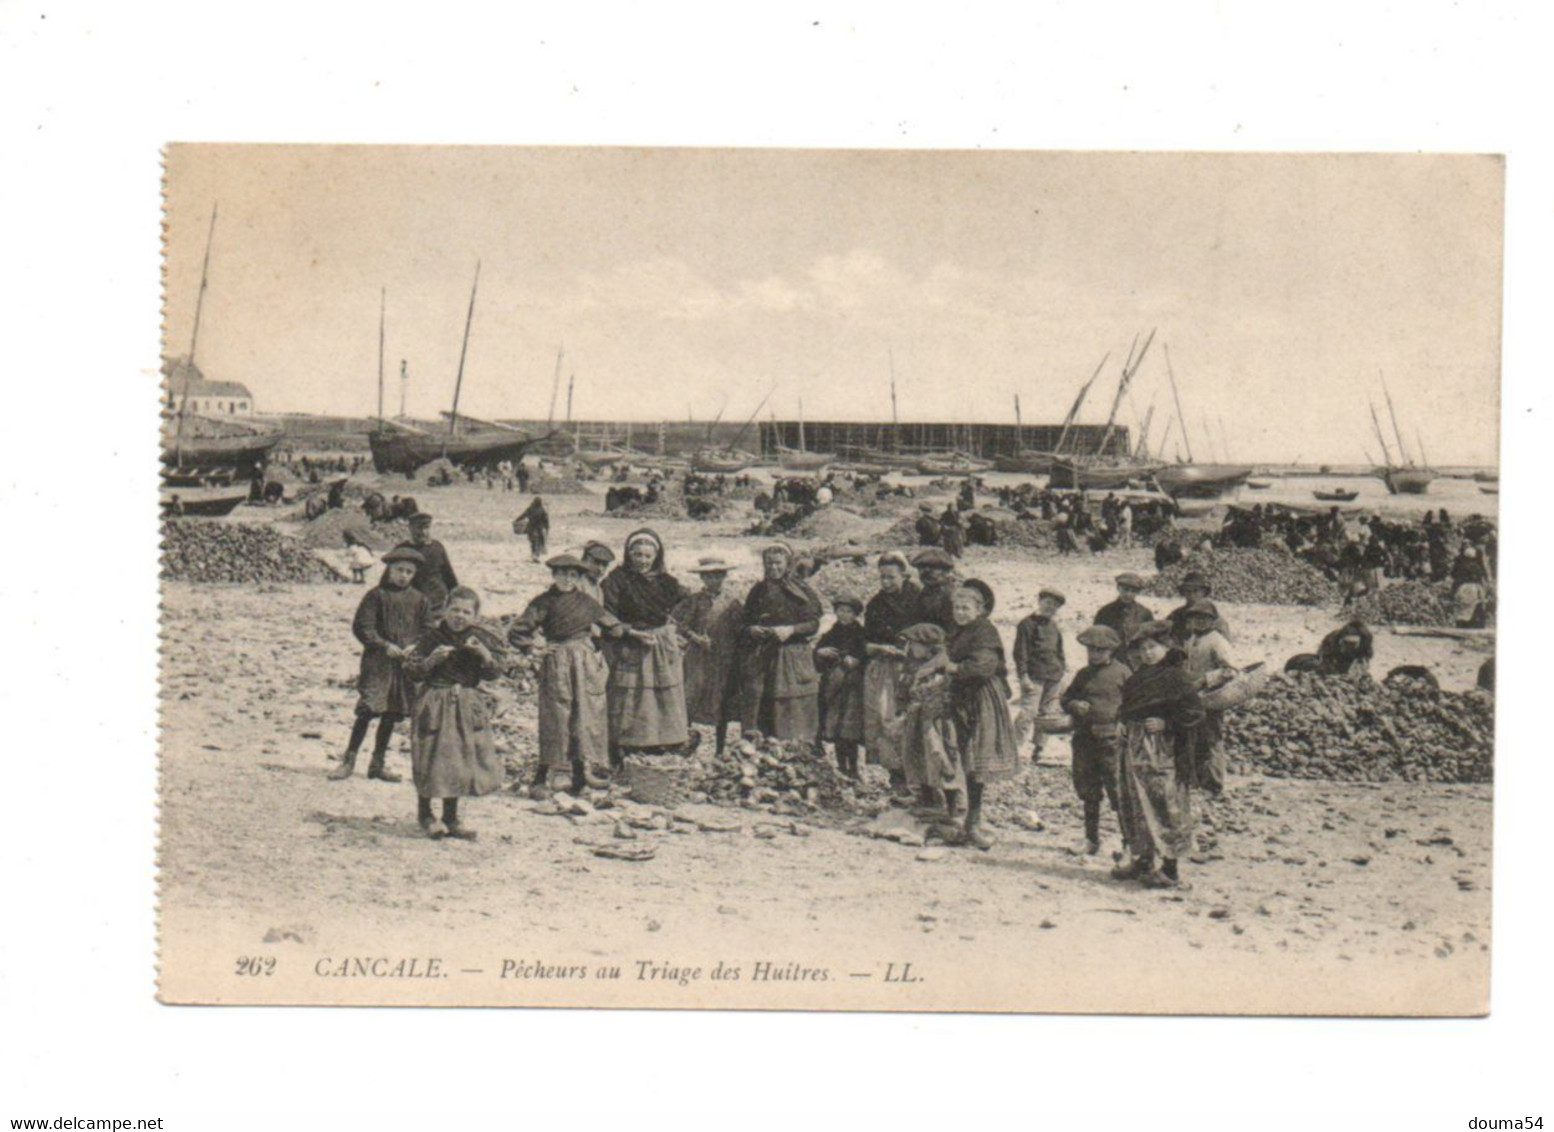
(157, 145), (1500, 1012)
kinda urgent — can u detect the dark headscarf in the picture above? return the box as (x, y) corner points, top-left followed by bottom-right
(601, 527), (687, 628)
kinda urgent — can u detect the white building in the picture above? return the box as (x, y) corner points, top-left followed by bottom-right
(164, 358), (255, 416)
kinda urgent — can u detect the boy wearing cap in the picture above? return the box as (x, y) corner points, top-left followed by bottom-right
(394, 513), (459, 611)
(507, 553), (621, 793)
(1166, 572), (1232, 645)
(1060, 625), (1129, 855)
(673, 557), (742, 756)
(911, 549), (958, 635)
(332, 547), (434, 782)
(579, 540), (616, 603)
(1095, 572), (1154, 647)
(814, 597), (869, 777)
(1012, 587), (1067, 761)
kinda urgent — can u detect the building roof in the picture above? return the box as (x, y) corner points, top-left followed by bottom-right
(162, 357), (253, 400)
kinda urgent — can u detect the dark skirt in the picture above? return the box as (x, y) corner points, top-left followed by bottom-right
(410, 684), (505, 799)
(952, 678), (1019, 784)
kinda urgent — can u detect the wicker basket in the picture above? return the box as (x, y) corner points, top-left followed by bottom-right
(622, 754), (702, 808)
(1033, 712), (1076, 734)
(1201, 665), (1270, 711)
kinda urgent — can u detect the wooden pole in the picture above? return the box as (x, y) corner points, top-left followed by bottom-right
(888, 350), (900, 452)
(1055, 352), (1110, 456)
(1369, 402), (1395, 467)
(446, 261), (481, 448)
(188, 203), (218, 366)
(376, 288), (386, 423)
(1163, 343), (1195, 463)
(1380, 371), (1412, 466)
(546, 346), (563, 429)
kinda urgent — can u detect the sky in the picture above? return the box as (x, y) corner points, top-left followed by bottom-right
(162, 146), (1503, 465)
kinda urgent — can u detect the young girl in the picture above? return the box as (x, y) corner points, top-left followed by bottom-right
(507, 554), (619, 794)
(600, 529), (691, 759)
(403, 586), (506, 839)
(893, 623), (963, 817)
(814, 596), (868, 777)
(344, 530), (377, 585)
(944, 579), (1020, 849)
(332, 546), (431, 782)
(1113, 620), (1205, 889)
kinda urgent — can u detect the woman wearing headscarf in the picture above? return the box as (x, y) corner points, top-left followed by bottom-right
(1113, 620), (1205, 890)
(600, 528), (691, 756)
(862, 551), (921, 787)
(945, 579), (1020, 849)
(736, 542), (824, 742)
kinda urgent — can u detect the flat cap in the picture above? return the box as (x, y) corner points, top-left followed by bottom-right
(1038, 586), (1067, 605)
(1184, 598), (1220, 618)
(1114, 571), (1146, 589)
(688, 555), (733, 574)
(897, 622), (947, 646)
(546, 553), (586, 571)
(911, 548), (954, 570)
(382, 547), (424, 565)
(407, 512), (433, 526)
(1076, 625), (1121, 649)
(1131, 620), (1175, 644)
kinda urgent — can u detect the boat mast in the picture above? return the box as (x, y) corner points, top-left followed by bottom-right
(1162, 343), (1195, 463)
(566, 373), (576, 445)
(376, 288), (386, 424)
(798, 396), (806, 453)
(888, 351), (900, 452)
(1201, 412), (1218, 462)
(188, 203), (218, 368)
(446, 260), (481, 451)
(545, 346), (563, 430)
(1055, 352), (1111, 457)
(1380, 371), (1412, 466)
(176, 202), (220, 470)
(1157, 417), (1175, 464)
(1416, 429), (1430, 469)
(399, 360), (408, 419)
(1014, 393), (1023, 448)
(1368, 402), (1395, 467)
(1098, 328), (1155, 458)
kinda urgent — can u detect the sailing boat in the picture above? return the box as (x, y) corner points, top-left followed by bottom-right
(369, 262), (553, 475)
(1146, 344), (1253, 499)
(777, 397), (836, 471)
(691, 389), (770, 473)
(161, 204), (282, 479)
(1370, 373), (1435, 495)
(1049, 333), (1163, 490)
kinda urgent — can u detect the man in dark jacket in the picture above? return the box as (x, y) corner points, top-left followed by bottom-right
(394, 513), (458, 612)
(1094, 572), (1154, 647)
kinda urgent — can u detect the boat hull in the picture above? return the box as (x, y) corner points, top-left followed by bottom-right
(1152, 464), (1254, 499)
(161, 490), (248, 517)
(369, 430), (537, 475)
(1049, 458), (1162, 492)
(161, 433), (280, 476)
(1382, 469), (1435, 495)
(992, 450), (1054, 475)
(777, 450), (836, 472)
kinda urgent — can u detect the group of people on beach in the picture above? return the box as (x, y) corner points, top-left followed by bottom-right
(332, 508), (1246, 891)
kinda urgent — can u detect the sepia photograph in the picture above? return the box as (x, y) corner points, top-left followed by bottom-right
(155, 144), (1501, 1014)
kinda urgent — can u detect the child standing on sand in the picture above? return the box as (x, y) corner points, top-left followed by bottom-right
(507, 554), (619, 795)
(344, 530), (376, 585)
(332, 546), (431, 782)
(403, 586), (506, 839)
(814, 596), (868, 778)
